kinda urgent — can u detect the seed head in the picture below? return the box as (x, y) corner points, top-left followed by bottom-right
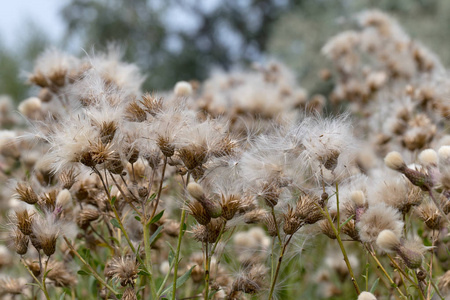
(384, 151), (406, 171)
(106, 255), (139, 287)
(59, 168), (78, 189)
(14, 210), (34, 236)
(358, 291), (377, 300)
(11, 228), (29, 255)
(125, 101), (146, 122)
(15, 182), (38, 205)
(296, 194), (323, 224)
(283, 205), (303, 235)
(0, 277), (25, 296)
(419, 149), (438, 167)
(187, 201), (211, 225)
(376, 230), (401, 253)
(76, 208), (100, 230)
(262, 213), (278, 237)
(122, 287), (137, 300)
(105, 152), (125, 175)
(187, 182), (222, 218)
(174, 81), (193, 97)
(220, 194), (242, 220)
(140, 92), (163, 116)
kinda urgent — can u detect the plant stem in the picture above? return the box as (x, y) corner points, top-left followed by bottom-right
(268, 234), (293, 300)
(204, 242), (210, 300)
(323, 204), (361, 295)
(21, 258), (50, 300)
(172, 172), (190, 300)
(270, 207), (282, 245)
(143, 216), (158, 299)
(150, 156), (168, 219)
(365, 246), (407, 299)
(387, 254), (426, 300)
(63, 236), (118, 296)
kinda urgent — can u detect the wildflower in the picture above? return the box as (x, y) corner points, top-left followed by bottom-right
(187, 182), (222, 218)
(384, 151), (433, 191)
(0, 277), (26, 296)
(105, 255), (139, 287)
(376, 230), (427, 269)
(59, 168), (78, 189)
(174, 81), (193, 97)
(10, 228), (29, 255)
(357, 291), (377, 300)
(31, 212), (71, 256)
(230, 264), (267, 295)
(357, 203), (403, 243)
(76, 208), (100, 230)
(14, 182), (38, 205)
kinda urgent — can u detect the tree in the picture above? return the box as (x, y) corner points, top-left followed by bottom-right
(61, 0), (304, 91)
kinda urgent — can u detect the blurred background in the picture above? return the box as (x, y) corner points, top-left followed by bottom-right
(1, 0), (450, 103)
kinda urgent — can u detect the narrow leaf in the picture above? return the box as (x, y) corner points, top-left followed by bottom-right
(77, 270), (90, 276)
(149, 226), (164, 245)
(370, 278), (380, 293)
(150, 210), (164, 224)
(339, 214), (354, 230)
(110, 218), (121, 229)
(161, 265), (196, 296)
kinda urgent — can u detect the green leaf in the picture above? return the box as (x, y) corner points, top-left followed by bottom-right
(81, 248), (91, 261)
(370, 278), (380, 293)
(135, 215), (141, 222)
(161, 265), (196, 296)
(339, 214), (354, 230)
(110, 218), (121, 229)
(59, 292), (66, 300)
(149, 210), (164, 224)
(149, 226), (164, 245)
(208, 290), (219, 299)
(138, 270), (151, 276)
(77, 270), (91, 276)
(147, 193), (157, 203)
(26, 283), (42, 289)
(111, 196), (117, 205)
(168, 248), (175, 266)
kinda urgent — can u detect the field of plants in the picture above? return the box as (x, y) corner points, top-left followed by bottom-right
(0, 9), (449, 300)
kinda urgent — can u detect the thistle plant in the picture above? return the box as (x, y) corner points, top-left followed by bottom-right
(0, 9), (449, 300)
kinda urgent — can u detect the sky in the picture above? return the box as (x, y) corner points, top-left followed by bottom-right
(0, 0), (66, 48)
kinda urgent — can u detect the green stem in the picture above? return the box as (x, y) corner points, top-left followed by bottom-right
(267, 234), (293, 300)
(63, 237), (117, 296)
(365, 246), (407, 299)
(323, 204), (361, 295)
(150, 156), (168, 220)
(270, 207), (282, 245)
(172, 172), (190, 300)
(387, 254), (425, 300)
(21, 258), (50, 300)
(143, 218), (158, 299)
(204, 242), (210, 300)
(172, 208), (187, 300)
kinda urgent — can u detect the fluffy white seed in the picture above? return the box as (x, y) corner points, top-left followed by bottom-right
(351, 190), (365, 207)
(187, 182), (205, 201)
(438, 146), (450, 161)
(419, 149), (438, 166)
(174, 81), (193, 97)
(357, 291), (377, 300)
(56, 189), (72, 208)
(384, 151), (405, 171)
(18, 97), (41, 118)
(376, 229), (400, 253)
